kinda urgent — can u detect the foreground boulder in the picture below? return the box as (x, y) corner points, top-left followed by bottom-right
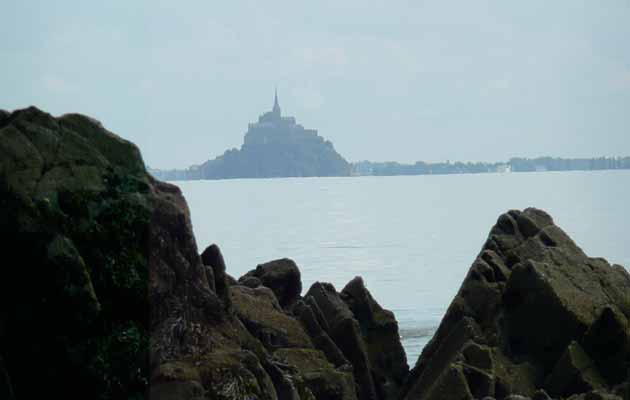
(0, 107), (154, 398)
(401, 208), (630, 400)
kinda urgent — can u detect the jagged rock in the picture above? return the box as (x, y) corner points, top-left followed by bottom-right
(546, 341), (606, 397)
(0, 109), (9, 125)
(239, 275), (263, 288)
(306, 282), (379, 400)
(340, 277), (409, 400)
(582, 307), (630, 385)
(401, 208), (630, 400)
(0, 107), (151, 398)
(203, 263), (216, 293)
(225, 273), (238, 286)
(293, 300), (349, 368)
(231, 285), (312, 350)
(201, 243), (231, 308)
(153, 351), (279, 400)
(566, 391), (625, 400)
(242, 258), (303, 308)
(273, 348), (358, 400)
(260, 358), (302, 400)
(306, 295), (332, 333)
(0, 354), (15, 400)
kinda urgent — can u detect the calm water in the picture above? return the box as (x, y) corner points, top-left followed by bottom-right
(175, 171), (630, 364)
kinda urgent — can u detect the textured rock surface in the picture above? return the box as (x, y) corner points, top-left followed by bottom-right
(306, 282), (380, 400)
(0, 107), (151, 398)
(241, 258), (303, 308)
(400, 208), (630, 400)
(341, 277), (409, 400)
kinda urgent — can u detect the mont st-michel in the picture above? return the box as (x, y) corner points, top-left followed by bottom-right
(152, 91), (351, 181)
(150, 91), (630, 181)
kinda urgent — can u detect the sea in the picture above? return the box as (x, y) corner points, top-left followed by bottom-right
(175, 170), (630, 366)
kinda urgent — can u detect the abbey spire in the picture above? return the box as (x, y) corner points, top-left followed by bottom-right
(272, 88), (281, 117)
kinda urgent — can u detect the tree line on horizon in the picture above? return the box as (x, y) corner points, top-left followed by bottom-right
(351, 156), (630, 176)
(150, 156), (630, 181)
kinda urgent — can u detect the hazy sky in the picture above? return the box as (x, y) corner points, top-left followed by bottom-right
(3, 1), (630, 168)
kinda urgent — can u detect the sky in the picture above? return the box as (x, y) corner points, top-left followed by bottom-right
(2, 1), (630, 168)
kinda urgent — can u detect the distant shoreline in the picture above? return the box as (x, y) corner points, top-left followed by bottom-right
(149, 155), (630, 181)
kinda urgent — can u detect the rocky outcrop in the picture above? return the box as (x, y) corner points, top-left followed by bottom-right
(400, 208), (630, 400)
(4, 106), (629, 400)
(0, 107), (152, 398)
(341, 277), (408, 400)
(0, 106), (406, 400)
(241, 259), (303, 308)
(303, 280), (412, 400)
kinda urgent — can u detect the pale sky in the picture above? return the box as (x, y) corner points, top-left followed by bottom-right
(3, 1), (630, 168)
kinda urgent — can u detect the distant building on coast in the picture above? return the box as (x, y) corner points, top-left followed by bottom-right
(152, 90), (351, 180)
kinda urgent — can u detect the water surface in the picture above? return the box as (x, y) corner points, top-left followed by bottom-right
(176, 171), (630, 364)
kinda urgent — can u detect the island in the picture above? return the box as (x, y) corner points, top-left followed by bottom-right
(150, 91), (351, 180)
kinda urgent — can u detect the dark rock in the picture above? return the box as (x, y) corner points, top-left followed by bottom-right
(150, 380), (205, 400)
(463, 342), (493, 372)
(205, 264), (216, 292)
(0, 355), (15, 400)
(306, 295), (332, 333)
(239, 275), (263, 288)
(261, 358), (301, 400)
(242, 258), (302, 308)
(532, 389), (552, 400)
(273, 348), (358, 400)
(306, 282), (379, 400)
(230, 285), (312, 350)
(225, 272), (238, 286)
(293, 300), (349, 368)
(340, 276), (409, 400)
(463, 364), (495, 399)
(582, 306), (630, 385)
(401, 208), (630, 400)
(545, 341), (606, 397)
(0, 106), (151, 398)
(201, 243), (231, 308)
(0, 109), (9, 126)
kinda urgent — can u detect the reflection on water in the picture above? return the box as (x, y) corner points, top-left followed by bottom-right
(176, 171), (630, 364)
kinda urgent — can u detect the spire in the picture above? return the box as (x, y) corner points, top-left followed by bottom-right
(272, 87), (281, 116)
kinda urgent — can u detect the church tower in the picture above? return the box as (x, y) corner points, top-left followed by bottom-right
(272, 88), (281, 117)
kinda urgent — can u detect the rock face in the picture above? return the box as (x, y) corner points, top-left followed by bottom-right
(400, 208), (630, 400)
(0, 107), (152, 398)
(154, 243), (410, 400)
(304, 280), (410, 400)
(241, 258), (303, 308)
(341, 277), (408, 400)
